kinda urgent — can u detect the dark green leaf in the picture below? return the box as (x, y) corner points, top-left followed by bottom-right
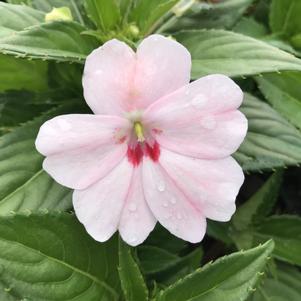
(118, 238), (148, 301)
(269, 0), (301, 37)
(250, 264), (301, 301)
(85, 0), (121, 31)
(233, 171), (283, 231)
(235, 93), (301, 171)
(138, 246), (202, 285)
(0, 54), (48, 92)
(0, 212), (120, 300)
(233, 17), (268, 38)
(0, 91), (51, 127)
(143, 224), (187, 254)
(0, 105), (82, 215)
(167, 0), (255, 32)
(0, 21), (97, 62)
(256, 72), (301, 129)
(156, 240), (274, 301)
(254, 215), (301, 266)
(129, 0), (179, 34)
(174, 29), (301, 78)
(0, 2), (44, 36)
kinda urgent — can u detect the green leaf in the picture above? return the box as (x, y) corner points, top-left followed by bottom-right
(0, 91), (51, 127)
(270, 0), (301, 37)
(250, 264), (301, 301)
(174, 29), (301, 78)
(232, 171), (283, 231)
(254, 215), (301, 266)
(167, 0), (255, 32)
(144, 224), (187, 254)
(234, 93), (301, 171)
(256, 72), (301, 130)
(0, 21), (97, 62)
(0, 54), (48, 92)
(138, 246), (179, 275)
(155, 240), (274, 301)
(0, 105), (78, 215)
(233, 17), (268, 38)
(85, 0), (121, 31)
(0, 2), (44, 36)
(118, 238), (148, 301)
(206, 220), (233, 245)
(138, 246), (202, 285)
(0, 212), (120, 300)
(129, 0), (179, 34)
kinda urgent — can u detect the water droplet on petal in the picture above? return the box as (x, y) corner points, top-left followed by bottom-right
(163, 201), (169, 208)
(95, 69), (103, 76)
(176, 212), (182, 220)
(191, 94), (207, 109)
(128, 203), (137, 212)
(157, 180), (165, 192)
(201, 116), (216, 130)
(170, 197), (177, 205)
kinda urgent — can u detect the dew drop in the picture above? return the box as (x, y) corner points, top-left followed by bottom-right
(95, 69), (103, 76)
(191, 94), (207, 109)
(176, 212), (182, 220)
(163, 201), (169, 208)
(157, 180), (165, 192)
(201, 116), (216, 130)
(128, 203), (137, 212)
(170, 197), (177, 205)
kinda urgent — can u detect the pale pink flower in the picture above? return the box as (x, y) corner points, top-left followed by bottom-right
(35, 35), (247, 246)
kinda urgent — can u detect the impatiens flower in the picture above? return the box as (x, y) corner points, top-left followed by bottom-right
(35, 34), (247, 246)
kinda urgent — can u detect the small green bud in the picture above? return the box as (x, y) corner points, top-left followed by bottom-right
(128, 24), (140, 37)
(45, 7), (73, 22)
(291, 34), (301, 49)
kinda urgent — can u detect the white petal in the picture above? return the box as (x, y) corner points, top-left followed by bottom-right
(73, 158), (133, 242)
(119, 167), (156, 246)
(159, 148), (244, 222)
(143, 74), (247, 159)
(142, 157), (206, 243)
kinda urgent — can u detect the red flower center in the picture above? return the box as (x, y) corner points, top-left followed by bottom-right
(127, 141), (160, 166)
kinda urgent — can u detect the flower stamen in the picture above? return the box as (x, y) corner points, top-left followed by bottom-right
(134, 121), (145, 142)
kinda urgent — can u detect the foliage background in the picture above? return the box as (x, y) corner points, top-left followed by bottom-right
(0, 0), (300, 300)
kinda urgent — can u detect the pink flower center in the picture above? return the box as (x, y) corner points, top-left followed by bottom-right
(125, 119), (160, 166)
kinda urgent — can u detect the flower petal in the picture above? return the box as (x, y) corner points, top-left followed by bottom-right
(36, 114), (130, 155)
(73, 158), (133, 242)
(36, 114), (130, 189)
(144, 74), (247, 159)
(83, 39), (136, 115)
(119, 167), (156, 246)
(134, 34), (191, 108)
(159, 148), (244, 222)
(43, 144), (127, 189)
(142, 157), (206, 243)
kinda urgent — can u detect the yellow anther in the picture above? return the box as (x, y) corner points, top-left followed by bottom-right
(134, 122), (145, 142)
(45, 7), (73, 22)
